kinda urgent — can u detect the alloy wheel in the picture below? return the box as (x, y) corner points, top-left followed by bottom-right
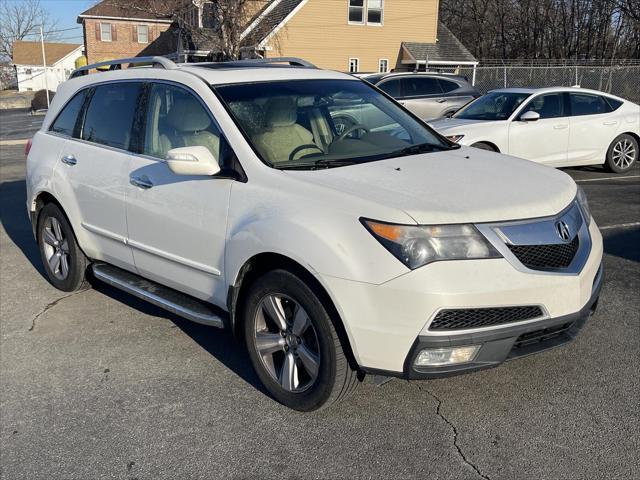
(42, 217), (70, 280)
(612, 138), (636, 169)
(253, 294), (321, 393)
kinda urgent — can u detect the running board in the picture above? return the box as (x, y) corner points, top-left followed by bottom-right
(92, 263), (226, 328)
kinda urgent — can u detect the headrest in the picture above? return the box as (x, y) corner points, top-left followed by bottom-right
(264, 97), (297, 128)
(166, 97), (211, 132)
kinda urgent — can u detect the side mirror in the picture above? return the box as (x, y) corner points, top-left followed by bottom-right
(520, 110), (540, 122)
(166, 146), (221, 176)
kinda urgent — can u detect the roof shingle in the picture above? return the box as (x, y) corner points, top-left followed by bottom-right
(78, 1), (172, 21)
(402, 23), (477, 64)
(12, 41), (82, 66)
(243, 0), (305, 47)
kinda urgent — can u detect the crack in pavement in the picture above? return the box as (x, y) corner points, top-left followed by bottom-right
(413, 383), (491, 480)
(28, 290), (86, 332)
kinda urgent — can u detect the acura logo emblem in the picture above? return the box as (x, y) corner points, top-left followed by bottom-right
(556, 220), (572, 242)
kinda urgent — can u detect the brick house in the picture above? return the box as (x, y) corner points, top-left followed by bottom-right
(77, 2), (174, 65)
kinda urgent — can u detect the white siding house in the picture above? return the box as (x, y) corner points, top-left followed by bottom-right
(12, 41), (83, 92)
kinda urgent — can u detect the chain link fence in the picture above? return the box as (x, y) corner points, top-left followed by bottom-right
(453, 65), (640, 103)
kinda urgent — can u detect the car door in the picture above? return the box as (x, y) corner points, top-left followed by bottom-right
(567, 92), (619, 165)
(508, 92), (569, 165)
(399, 76), (446, 120)
(54, 82), (142, 269)
(125, 81), (233, 306)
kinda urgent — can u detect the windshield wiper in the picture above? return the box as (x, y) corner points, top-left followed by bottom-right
(275, 158), (360, 170)
(391, 142), (458, 158)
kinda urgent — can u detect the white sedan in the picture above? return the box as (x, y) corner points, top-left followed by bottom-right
(430, 87), (640, 173)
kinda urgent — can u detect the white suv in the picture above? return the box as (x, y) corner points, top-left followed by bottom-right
(26, 57), (603, 411)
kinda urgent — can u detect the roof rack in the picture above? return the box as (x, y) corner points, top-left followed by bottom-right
(70, 56), (177, 79)
(194, 57), (317, 70)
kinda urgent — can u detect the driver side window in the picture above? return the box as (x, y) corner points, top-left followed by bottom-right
(520, 93), (566, 119)
(143, 83), (222, 163)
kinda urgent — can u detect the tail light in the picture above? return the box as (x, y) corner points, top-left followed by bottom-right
(24, 138), (33, 157)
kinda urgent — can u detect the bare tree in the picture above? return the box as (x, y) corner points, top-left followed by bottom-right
(0, 0), (59, 59)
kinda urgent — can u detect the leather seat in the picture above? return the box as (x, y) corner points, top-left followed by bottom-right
(252, 97), (319, 163)
(159, 97), (220, 159)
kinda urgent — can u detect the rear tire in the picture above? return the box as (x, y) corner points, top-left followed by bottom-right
(471, 142), (497, 152)
(242, 269), (359, 411)
(605, 134), (637, 173)
(37, 203), (89, 292)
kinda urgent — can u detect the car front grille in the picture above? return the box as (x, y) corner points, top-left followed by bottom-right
(429, 306), (544, 331)
(507, 236), (579, 270)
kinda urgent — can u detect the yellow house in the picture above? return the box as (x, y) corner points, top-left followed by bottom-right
(240, 0), (477, 73)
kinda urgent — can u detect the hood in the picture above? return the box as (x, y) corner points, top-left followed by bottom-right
(285, 147), (576, 224)
(429, 117), (500, 132)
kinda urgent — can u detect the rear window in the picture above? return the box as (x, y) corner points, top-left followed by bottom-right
(570, 93), (611, 116)
(604, 97), (623, 111)
(50, 90), (87, 137)
(438, 79), (459, 93)
(81, 83), (143, 150)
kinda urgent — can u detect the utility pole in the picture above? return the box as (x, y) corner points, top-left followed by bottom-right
(39, 23), (50, 108)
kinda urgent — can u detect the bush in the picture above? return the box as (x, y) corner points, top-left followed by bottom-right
(31, 90), (55, 111)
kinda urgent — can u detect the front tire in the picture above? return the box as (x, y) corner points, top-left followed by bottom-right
(37, 203), (89, 292)
(605, 134), (637, 173)
(242, 270), (359, 411)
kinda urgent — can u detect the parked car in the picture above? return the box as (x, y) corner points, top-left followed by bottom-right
(360, 72), (480, 121)
(430, 87), (640, 173)
(26, 57), (603, 411)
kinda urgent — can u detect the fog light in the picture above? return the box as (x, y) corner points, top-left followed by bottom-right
(414, 345), (480, 367)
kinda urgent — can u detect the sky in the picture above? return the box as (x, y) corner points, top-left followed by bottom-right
(20, 0), (96, 44)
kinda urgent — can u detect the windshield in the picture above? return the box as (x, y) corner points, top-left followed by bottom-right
(215, 79), (452, 169)
(454, 91), (531, 121)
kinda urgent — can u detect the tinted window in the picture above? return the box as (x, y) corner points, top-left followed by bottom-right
(438, 79), (459, 93)
(570, 93), (610, 116)
(82, 83), (142, 150)
(604, 97), (623, 111)
(378, 79), (401, 97)
(520, 93), (566, 119)
(143, 83), (222, 163)
(50, 90), (87, 137)
(402, 77), (443, 97)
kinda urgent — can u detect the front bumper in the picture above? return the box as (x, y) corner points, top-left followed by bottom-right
(320, 220), (604, 374)
(400, 262), (602, 379)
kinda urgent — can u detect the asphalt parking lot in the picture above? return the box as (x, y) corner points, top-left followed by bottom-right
(1, 109), (638, 479)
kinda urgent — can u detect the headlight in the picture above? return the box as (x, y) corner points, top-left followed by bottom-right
(362, 219), (501, 269)
(576, 185), (592, 225)
(446, 134), (465, 143)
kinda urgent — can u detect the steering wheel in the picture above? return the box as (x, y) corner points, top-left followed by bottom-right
(288, 144), (325, 162)
(336, 124), (370, 142)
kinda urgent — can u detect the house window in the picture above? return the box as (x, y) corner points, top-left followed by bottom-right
(349, 58), (359, 73)
(137, 25), (149, 43)
(100, 22), (112, 42)
(378, 58), (389, 73)
(348, 0), (364, 24)
(348, 0), (383, 25)
(367, 0), (384, 24)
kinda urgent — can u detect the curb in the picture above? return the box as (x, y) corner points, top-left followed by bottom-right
(0, 139), (28, 146)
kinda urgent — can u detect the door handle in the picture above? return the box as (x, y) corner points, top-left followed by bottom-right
(61, 155), (77, 166)
(130, 176), (153, 190)
(553, 124), (568, 130)
(436, 99), (448, 103)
